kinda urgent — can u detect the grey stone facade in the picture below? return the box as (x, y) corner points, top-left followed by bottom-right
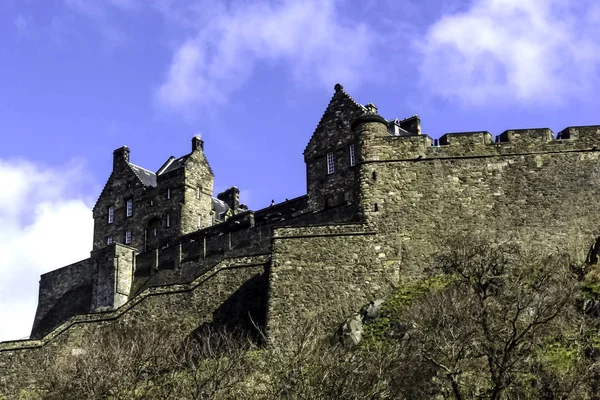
(3, 84), (600, 394)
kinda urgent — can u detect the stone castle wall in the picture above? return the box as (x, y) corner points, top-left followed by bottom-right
(357, 122), (600, 273)
(0, 255), (269, 397)
(3, 85), (600, 396)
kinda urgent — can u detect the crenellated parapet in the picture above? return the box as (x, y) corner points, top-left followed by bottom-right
(355, 120), (600, 162)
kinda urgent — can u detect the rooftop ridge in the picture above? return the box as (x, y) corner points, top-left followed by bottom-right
(128, 162), (155, 175)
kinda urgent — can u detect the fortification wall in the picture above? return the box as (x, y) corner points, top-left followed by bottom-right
(268, 223), (398, 342)
(129, 200), (358, 295)
(0, 255), (269, 397)
(31, 258), (94, 339)
(359, 125), (600, 271)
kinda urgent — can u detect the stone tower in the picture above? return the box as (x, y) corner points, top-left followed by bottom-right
(92, 136), (215, 253)
(303, 83), (365, 212)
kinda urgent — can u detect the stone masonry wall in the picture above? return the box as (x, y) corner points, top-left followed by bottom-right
(92, 156), (148, 252)
(31, 258), (94, 339)
(268, 224), (399, 342)
(0, 255), (269, 397)
(357, 122), (600, 274)
(181, 146), (215, 234)
(91, 243), (137, 312)
(304, 84), (365, 211)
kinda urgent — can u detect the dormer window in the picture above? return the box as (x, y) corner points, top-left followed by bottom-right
(167, 188), (171, 200)
(108, 206), (114, 223)
(126, 199), (133, 217)
(327, 152), (335, 174)
(125, 230), (131, 244)
(349, 144), (356, 167)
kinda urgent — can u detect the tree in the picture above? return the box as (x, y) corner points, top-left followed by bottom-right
(402, 237), (582, 399)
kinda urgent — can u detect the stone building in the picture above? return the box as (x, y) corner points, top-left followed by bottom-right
(3, 84), (600, 394)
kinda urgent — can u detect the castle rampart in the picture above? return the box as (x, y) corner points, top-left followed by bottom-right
(3, 84), (600, 396)
(354, 117), (600, 278)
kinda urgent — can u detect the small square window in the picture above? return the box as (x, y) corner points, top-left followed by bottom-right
(126, 199), (133, 217)
(107, 236), (113, 245)
(108, 206), (114, 224)
(327, 152), (335, 174)
(125, 230), (131, 244)
(349, 144), (356, 167)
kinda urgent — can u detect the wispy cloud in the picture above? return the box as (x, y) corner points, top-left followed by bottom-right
(155, 0), (377, 113)
(0, 159), (94, 342)
(417, 0), (600, 106)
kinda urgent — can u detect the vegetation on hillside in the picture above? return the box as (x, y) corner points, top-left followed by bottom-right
(10, 236), (600, 399)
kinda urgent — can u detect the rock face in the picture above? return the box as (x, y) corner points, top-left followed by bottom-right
(366, 299), (384, 319)
(336, 299), (384, 347)
(338, 314), (365, 347)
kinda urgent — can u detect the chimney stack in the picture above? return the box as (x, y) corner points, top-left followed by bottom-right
(217, 186), (240, 214)
(113, 146), (130, 171)
(192, 136), (204, 152)
(399, 115), (421, 136)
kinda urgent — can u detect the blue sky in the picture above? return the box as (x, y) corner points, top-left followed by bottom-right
(1, 0), (600, 341)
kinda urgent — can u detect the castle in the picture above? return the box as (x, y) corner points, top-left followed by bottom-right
(2, 84), (600, 391)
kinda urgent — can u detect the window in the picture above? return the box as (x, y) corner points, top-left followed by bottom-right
(126, 199), (133, 217)
(125, 230), (131, 244)
(108, 206), (114, 223)
(198, 215), (202, 229)
(107, 236), (113, 245)
(196, 187), (200, 199)
(167, 188), (171, 200)
(153, 227), (157, 237)
(166, 214), (171, 227)
(327, 152), (335, 174)
(349, 144), (356, 167)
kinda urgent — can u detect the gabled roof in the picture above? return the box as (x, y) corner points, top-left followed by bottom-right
(158, 156), (187, 176)
(304, 83), (366, 159)
(128, 163), (157, 188)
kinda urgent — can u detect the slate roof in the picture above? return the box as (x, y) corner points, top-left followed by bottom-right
(212, 197), (230, 220)
(128, 163), (157, 188)
(158, 156), (187, 175)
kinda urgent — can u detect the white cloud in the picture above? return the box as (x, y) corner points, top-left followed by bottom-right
(156, 0), (376, 113)
(417, 0), (600, 106)
(0, 159), (93, 342)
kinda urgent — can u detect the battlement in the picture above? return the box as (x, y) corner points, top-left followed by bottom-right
(359, 125), (600, 162)
(7, 83), (600, 391)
